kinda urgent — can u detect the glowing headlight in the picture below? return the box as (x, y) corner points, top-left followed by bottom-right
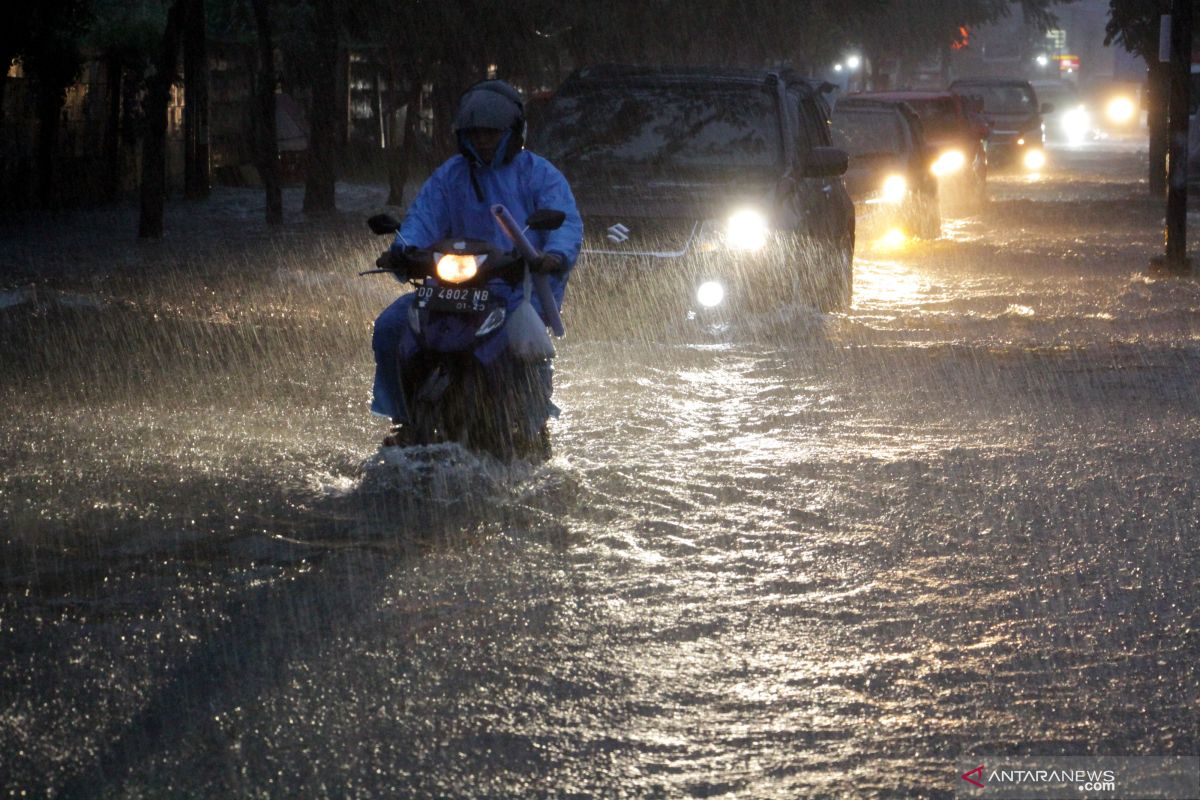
(1061, 105), (1091, 143)
(725, 209), (769, 251)
(931, 149), (966, 177)
(435, 253), (480, 283)
(876, 227), (908, 251)
(1106, 96), (1135, 125)
(1023, 148), (1046, 171)
(881, 174), (908, 204)
(696, 281), (726, 308)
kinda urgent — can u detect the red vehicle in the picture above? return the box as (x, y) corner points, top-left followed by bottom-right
(859, 90), (989, 206)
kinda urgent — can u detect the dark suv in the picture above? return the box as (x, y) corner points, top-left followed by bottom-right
(527, 65), (855, 314)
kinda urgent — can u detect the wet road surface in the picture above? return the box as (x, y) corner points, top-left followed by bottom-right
(1, 141), (1197, 797)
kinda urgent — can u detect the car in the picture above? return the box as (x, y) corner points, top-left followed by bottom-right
(526, 65), (856, 315)
(859, 90), (989, 207)
(1031, 79), (1096, 145)
(831, 94), (940, 238)
(949, 77), (1051, 171)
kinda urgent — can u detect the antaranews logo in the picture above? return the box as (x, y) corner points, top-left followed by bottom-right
(961, 765), (985, 788)
(955, 756), (1199, 799)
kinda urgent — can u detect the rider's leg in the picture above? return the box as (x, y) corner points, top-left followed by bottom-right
(371, 294), (417, 422)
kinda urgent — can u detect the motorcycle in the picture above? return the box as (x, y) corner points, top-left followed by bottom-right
(364, 207), (567, 461)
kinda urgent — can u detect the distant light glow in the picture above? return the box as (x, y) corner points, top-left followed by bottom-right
(696, 281), (726, 308)
(834, 64), (844, 73)
(846, 55), (861, 70)
(1036, 55), (1049, 67)
(1061, 105), (1091, 144)
(1024, 148), (1046, 171)
(1106, 96), (1135, 125)
(877, 227), (908, 251)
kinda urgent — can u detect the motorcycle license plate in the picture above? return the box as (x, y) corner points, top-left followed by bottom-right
(416, 285), (490, 313)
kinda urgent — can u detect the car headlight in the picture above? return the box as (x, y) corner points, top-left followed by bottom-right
(696, 281), (726, 308)
(1023, 148), (1046, 171)
(1106, 96), (1135, 125)
(725, 209), (769, 251)
(1062, 105), (1091, 143)
(881, 174), (908, 204)
(931, 149), (966, 177)
(435, 253), (481, 283)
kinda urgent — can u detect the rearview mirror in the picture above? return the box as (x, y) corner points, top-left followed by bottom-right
(527, 209), (566, 231)
(804, 147), (849, 178)
(367, 213), (401, 235)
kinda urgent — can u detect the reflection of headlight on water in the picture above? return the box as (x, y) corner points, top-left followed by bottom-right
(1061, 105), (1091, 143)
(931, 149), (966, 177)
(1106, 96), (1135, 125)
(725, 209), (769, 251)
(1023, 148), (1046, 171)
(881, 174), (908, 204)
(696, 281), (726, 308)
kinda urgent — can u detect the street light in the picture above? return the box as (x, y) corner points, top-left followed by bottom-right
(846, 55), (861, 70)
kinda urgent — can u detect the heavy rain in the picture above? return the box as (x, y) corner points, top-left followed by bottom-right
(2, 0), (1199, 798)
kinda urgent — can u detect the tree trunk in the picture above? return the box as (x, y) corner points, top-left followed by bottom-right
(303, 0), (338, 213)
(387, 76), (421, 207)
(250, 0), (282, 224)
(102, 53), (122, 201)
(1148, 59), (1169, 197)
(139, 0), (185, 238)
(183, 0), (211, 199)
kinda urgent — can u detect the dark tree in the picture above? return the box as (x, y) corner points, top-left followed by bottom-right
(1106, 0), (1200, 195)
(249, 0), (283, 223)
(89, 0), (166, 201)
(21, 0), (90, 208)
(302, 0), (339, 213)
(139, 0), (185, 238)
(0, 5), (35, 129)
(183, 0), (211, 198)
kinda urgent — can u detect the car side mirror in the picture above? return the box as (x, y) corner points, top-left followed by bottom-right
(367, 213), (401, 235)
(526, 209), (566, 231)
(804, 146), (849, 178)
(1040, 102), (1055, 114)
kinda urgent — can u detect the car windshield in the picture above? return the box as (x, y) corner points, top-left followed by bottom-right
(902, 98), (962, 137)
(830, 109), (905, 156)
(529, 81), (782, 172)
(955, 84), (1037, 114)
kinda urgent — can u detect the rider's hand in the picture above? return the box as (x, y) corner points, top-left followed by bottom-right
(532, 253), (564, 274)
(375, 250), (398, 271)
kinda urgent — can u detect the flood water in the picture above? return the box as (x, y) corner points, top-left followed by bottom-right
(1, 141), (1197, 798)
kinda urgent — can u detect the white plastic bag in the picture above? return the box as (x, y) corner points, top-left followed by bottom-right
(505, 267), (556, 361)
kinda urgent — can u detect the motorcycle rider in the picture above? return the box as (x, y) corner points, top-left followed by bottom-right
(372, 79), (583, 447)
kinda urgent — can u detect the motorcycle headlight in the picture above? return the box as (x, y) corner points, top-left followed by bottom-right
(931, 149), (966, 177)
(1106, 96), (1135, 125)
(435, 253), (482, 283)
(725, 209), (769, 251)
(881, 174), (908, 204)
